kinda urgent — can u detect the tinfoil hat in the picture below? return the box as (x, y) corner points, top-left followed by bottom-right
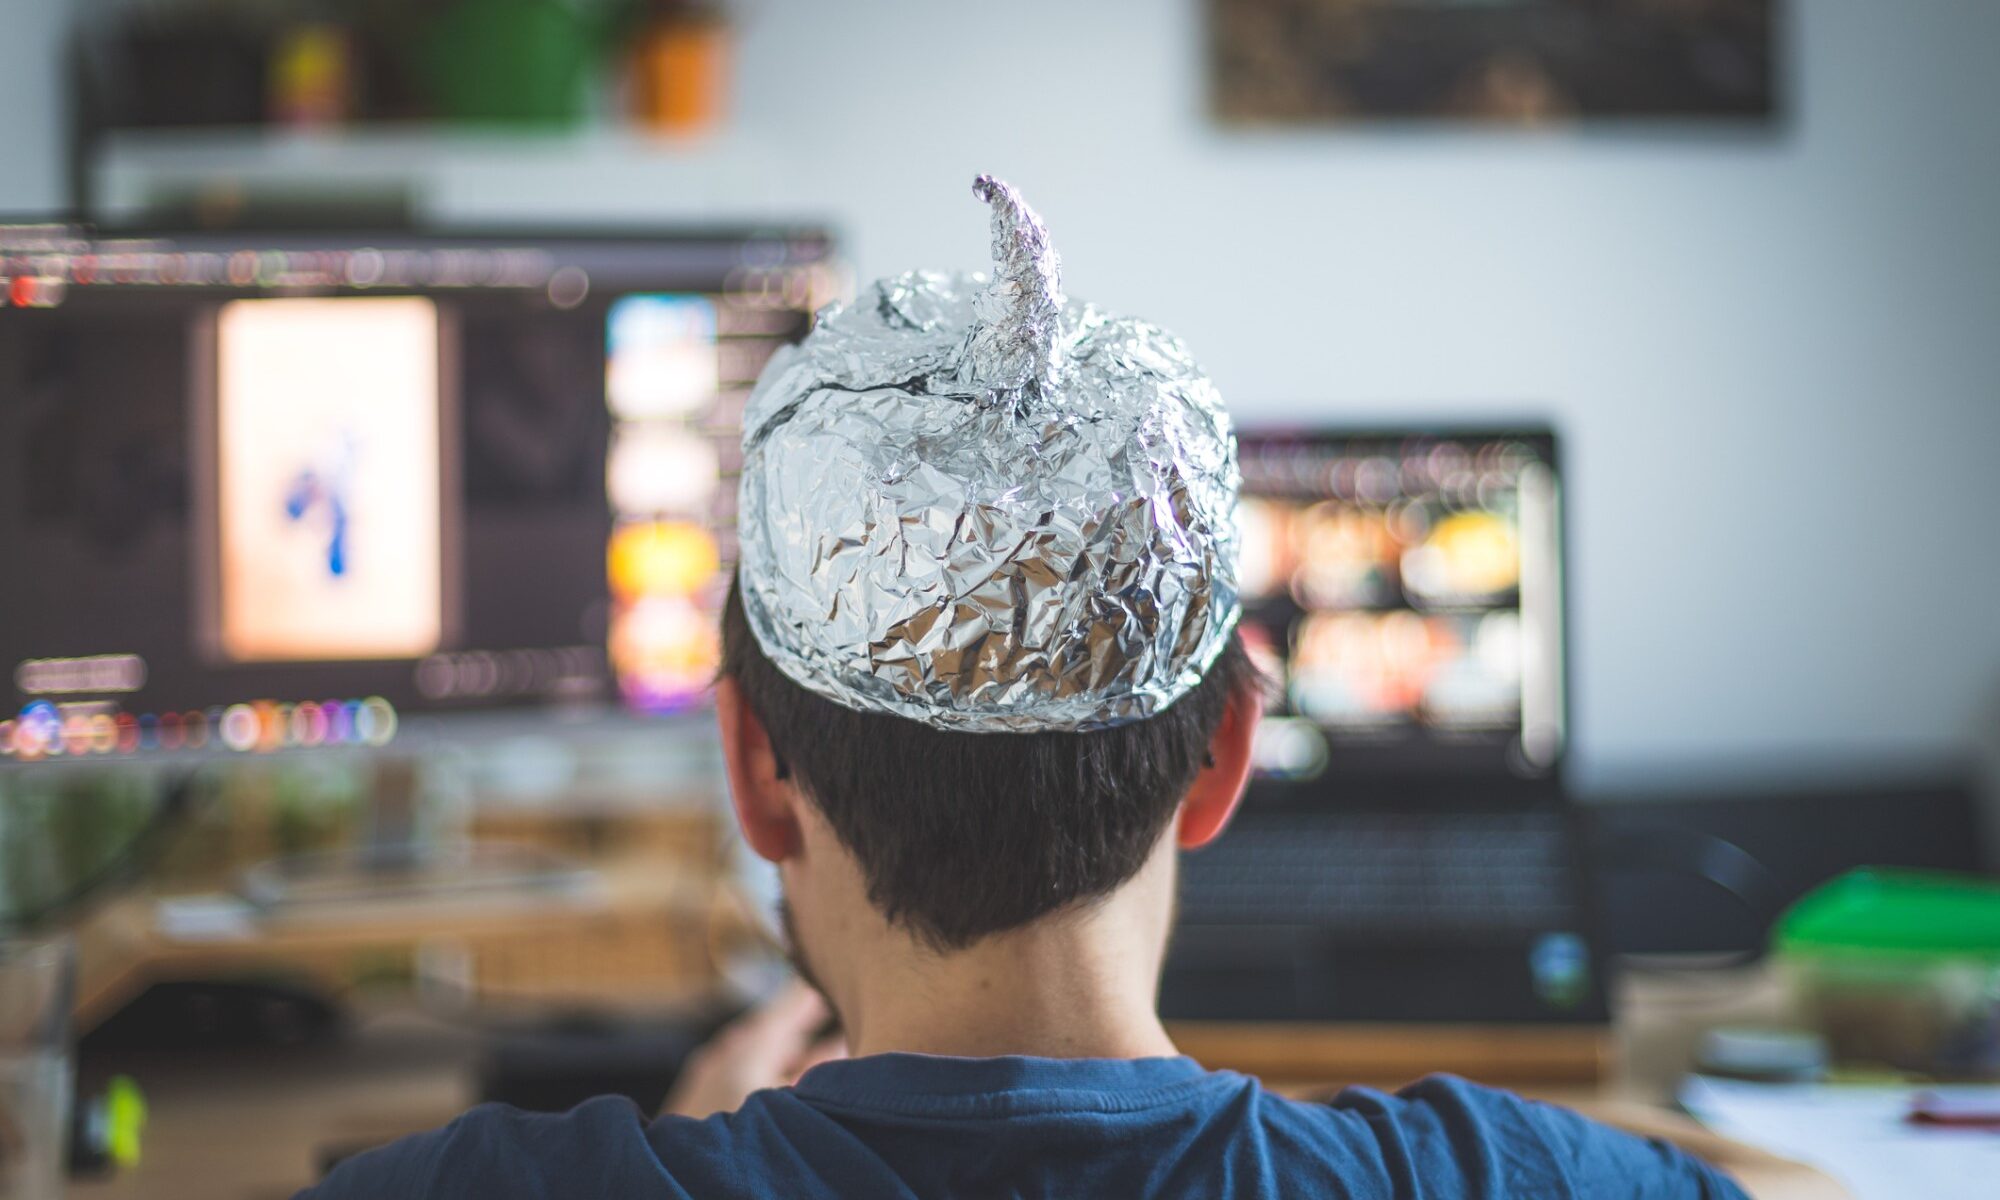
(735, 176), (1239, 732)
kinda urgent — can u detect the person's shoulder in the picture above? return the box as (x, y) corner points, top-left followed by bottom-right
(294, 1095), (663, 1200)
(1326, 1072), (1561, 1130)
(1317, 1075), (1747, 1200)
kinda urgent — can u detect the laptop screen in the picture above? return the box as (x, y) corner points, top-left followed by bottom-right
(1235, 429), (1566, 785)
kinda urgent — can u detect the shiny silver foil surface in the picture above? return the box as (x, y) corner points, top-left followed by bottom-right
(737, 176), (1239, 732)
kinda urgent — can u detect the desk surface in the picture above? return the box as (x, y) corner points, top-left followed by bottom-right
(68, 967), (1791, 1200)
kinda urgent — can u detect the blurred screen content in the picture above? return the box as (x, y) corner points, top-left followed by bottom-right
(1237, 433), (1564, 780)
(604, 296), (727, 713)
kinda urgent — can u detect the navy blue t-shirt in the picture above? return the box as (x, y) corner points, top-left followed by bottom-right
(301, 1055), (1748, 1199)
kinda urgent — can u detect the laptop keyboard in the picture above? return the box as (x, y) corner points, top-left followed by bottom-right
(1177, 809), (1575, 934)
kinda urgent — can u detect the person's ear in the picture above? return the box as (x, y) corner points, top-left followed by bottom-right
(715, 677), (804, 863)
(1177, 684), (1261, 850)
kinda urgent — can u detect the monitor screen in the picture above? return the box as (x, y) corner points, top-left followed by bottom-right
(1236, 429), (1566, 783)
(0, 223), (838, 763)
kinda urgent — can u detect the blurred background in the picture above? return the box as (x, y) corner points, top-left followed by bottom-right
(7, 0), (1994, 792)
(1, 2), (1997, 1197)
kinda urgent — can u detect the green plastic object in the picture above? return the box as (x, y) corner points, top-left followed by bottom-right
(104, 1075), (146, 1169)
(1777, 868), (2000, 960)
(423, 0), (603, 126)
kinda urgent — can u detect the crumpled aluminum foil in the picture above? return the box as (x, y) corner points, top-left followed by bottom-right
(736, 175), (1239, 732)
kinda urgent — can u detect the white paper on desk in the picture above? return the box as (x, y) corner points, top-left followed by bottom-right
(154, 894), (259, 941)
(1681, 1075), (2000, 1200)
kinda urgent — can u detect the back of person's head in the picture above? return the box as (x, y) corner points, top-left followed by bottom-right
(721, 577), (1256, 950)
(725, 175), (1250, 951)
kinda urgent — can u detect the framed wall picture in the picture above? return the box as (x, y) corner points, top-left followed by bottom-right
(1210, 0), (1779, 125)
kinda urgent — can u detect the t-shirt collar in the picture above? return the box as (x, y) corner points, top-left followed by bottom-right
(791, 1053), (1221, 1118)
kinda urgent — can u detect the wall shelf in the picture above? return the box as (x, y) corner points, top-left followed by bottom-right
(91, 125), (799, 227)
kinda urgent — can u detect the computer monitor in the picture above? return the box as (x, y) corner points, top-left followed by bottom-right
(0, 222), (838, 763)
(1235, 428), (1566, 784)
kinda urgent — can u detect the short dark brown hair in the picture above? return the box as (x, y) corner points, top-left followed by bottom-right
(720, 575), (1256, 951)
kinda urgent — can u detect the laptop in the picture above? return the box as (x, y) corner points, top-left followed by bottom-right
(1161, 427), (1610, 1049)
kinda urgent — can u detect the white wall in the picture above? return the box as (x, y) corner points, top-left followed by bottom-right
(513, 0), (2000, 793)
(11, 1), (2000, 793)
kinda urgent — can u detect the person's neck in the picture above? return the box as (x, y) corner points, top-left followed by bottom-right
(818, 839), (1182, 1062)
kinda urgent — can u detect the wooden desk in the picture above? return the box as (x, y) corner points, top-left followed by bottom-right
(71, 1012), (482, 1200)
(73, 862), (737, 1032)
(1168, 1020), (1611, 1092)
(66, 966), (1791, 1200)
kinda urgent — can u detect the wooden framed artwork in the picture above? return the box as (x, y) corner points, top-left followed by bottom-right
(1210, 0), (1779, 125)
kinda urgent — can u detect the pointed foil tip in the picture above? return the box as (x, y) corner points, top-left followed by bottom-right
(960, 174), (1064, 400)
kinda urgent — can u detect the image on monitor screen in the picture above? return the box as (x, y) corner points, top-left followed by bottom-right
(1235, 429), (1566, 783)
(212, 296), (446, 664)
(0, 223), (838, 763)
